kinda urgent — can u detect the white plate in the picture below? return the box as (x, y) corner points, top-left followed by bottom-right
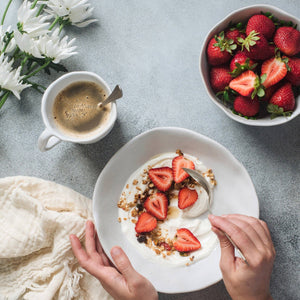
(93, 127), (259, 293)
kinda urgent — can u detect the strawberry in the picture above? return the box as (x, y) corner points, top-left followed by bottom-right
(225, 28), (246, 44)
(210, 65), (231, 92)
(261, 56), (288, 88)
(274, 27), (300, 56)
(135, 212), (157, 233)
(148, 167), (173, 192)
(285, 57), (300, 86)
(246, 14), (275, 40)
(172, 155), (195, 183)
(178, 187), (198, 209)
(233, 95), (260, 117)
(173, 228), (201, 252)
(207, 31), (236, 66)
(229, 70), (258, 97)
(239, 31), (273, 60)
(269, 82), (295, 112)
(229, 51), (257, 77)
(144, 192), (168, 220)
(262, 83), (281, 102)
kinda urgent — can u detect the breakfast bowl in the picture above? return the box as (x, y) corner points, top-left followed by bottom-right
(199, 4), (300, 126)
(93, 127), (259, 293)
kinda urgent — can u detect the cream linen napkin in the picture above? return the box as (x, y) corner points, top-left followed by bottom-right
(0, 176), (113, 300)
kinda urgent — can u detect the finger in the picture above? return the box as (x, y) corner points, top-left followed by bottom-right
(225, 215), (273, 248)
(95, 232), (112, 266)
(69, 234), (89, 264)
(110, 246), (140, 282)
(85, 220), (97, 256)
(224, 216), (265, 250)
(209, 215), (256, 259)
(211, 225), (235, 268)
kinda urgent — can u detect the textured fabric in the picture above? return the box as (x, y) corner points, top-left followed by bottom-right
(0, 176), (112, 300)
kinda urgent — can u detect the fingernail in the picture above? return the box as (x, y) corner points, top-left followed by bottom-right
(208, 214), (215, 220)
(111, 247), (122, 257)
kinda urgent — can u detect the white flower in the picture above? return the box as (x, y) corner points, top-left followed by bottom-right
(15, 29), (77, 64)
(0, 54), (31, 99)
(37, 28), (77, 63)
(0, 26), (16, 53)
(44, 0), (98, 27)
(14, 30), (41, 58)
(18, 0), (51, 37)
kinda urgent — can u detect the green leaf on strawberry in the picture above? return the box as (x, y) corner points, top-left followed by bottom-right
(213, 31), (237, 54)
(230, 58), (258, 77)
(267, 103), (293, 119)
(262, 11), (297, 29)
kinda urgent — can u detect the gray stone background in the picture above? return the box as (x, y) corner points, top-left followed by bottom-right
(0, 0), (299, 299)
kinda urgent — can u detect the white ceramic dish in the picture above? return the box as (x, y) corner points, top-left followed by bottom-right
(199, 4), (300, 126)
(93, 127), (259, 293)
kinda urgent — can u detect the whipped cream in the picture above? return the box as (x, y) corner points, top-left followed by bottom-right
(118, 152), (218, 266)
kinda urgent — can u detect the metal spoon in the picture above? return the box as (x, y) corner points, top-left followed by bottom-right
(97, 85), (123, 109)
(183, 168), (248, 264)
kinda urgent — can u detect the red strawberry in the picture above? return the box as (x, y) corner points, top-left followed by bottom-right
(240, 31), (273, 60)
(246, 14), (275, 40)
(225, 28), (246, 44)
(274, 27), (300, 56)
(144, 192), (168, 220)
(285, 57), (300, 86)
(233, 95), (260, 117)
(269, 82), (295, 111)
(207, 31), (236, 66)
(172, 156), (195, 183)
(173, 228), (201, 252)
(262, 83), (281, 102)
(229, 52), (257, 78)
(178, 187), (198, 209)
(210, 65), (231, 92)
(229, 70), (258, 97)
(135, 212), (157, 233)
(261, 56), (287, 88)
(148, 167), (173, 192)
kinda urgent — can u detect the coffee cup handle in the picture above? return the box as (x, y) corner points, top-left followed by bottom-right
(38, 128), (61, 152)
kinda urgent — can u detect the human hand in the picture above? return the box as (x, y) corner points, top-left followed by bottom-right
(208, 214), (275, 300)
(70, 220), (158, 300)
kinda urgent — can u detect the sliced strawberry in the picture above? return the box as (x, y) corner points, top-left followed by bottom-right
(144, 192), (168, 220)
(233, 95), (260, 117)
(148, 167), (173, 192)
(261, 57), (287, 88)
(178, 187), (198, 209)
(229, 70), (257, 97)
(135, 212), (157, 233)
(172, 156), (195, 183)
(173, 228), (201, 252)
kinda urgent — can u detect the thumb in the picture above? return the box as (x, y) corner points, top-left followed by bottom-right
(111, 246), (140, 282)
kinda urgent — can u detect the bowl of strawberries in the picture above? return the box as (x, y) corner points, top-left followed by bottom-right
(200, 4), (300, 126)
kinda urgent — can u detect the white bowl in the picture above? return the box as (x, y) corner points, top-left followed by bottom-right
(93, 127), (259, 293)
(199, 4), (300, 126)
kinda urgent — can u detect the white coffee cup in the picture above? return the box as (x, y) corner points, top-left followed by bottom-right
(38, 71), (117, 152)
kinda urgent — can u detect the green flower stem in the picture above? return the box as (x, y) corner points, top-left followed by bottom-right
(20, 56), (29, 73)
(36, 4), (45, 17)
(0, 91), (11, 109)
(31, 0), (39, 9)
(25, 62), (39, 75)
(59, 23), (64, 33)
(1, 33), (13, 54)
(22, 60), (51, 80)
(49, 16), (60, 30)
(1, 0), (13, 25)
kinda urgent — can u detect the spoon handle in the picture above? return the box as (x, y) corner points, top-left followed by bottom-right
(99, 85), (123, 108)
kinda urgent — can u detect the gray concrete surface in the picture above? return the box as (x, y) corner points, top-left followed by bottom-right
(0, 1), (299, 299)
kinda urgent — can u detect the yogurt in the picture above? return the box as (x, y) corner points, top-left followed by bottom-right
(118, 152), (218, 266)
